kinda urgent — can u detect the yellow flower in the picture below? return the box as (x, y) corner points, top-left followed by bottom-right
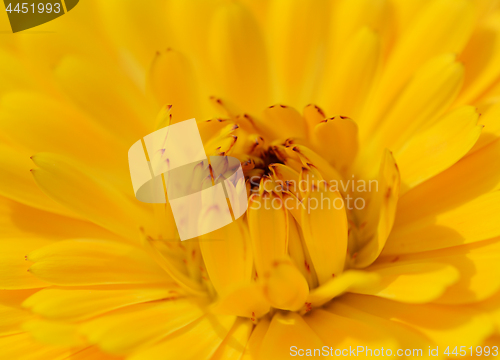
(1, 0), (500, 359)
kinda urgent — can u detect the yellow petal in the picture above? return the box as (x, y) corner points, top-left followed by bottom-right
(199, 217), (253, 295)
(166, 0), (219, 61)
(395, 106), (482, 193)
(364, 0), (476, 127)
(312, 116), (359, 174)
(478, 291), (500, 332)
(291, 145), (343, 183)
(27, 239), (169, 286)
(384, 191), (500, 255)
(0, 333), (70, 360)
(0, 92), (130, 180)
(282, 191), (303, 227)
(80, 299), (208, 356)
(269, 163), (300, 198)
(339, 293), (494, 348)
(23, 319), (85, 347)
(55, 56), (153, 141)
(262, 258), (309, 312)
(378, 238), (500, 304)
(61, 345), (122, 360)
(395, 138), (500, 230)
(305, 309), (398, 355)
(0, 49), (35, 95)
(211, 282), (270, 319)
(0, 238), (51, 289)
(355, 150), (400, 268)
(267, 0), (328, 106)
(147, 49), (206, 123)
(259, 312), (324, 360)
(0, 289), (37, 309)
(0, 304), (31, 336)
(318, 27), (381, 120)
(301, 188), (348, 284)
(248, 192), (288, 276)
(457, 11), (500, 105)
(95, 0), (172, 69)
(0, 197), (120, 242)
(470, 101), (500, 154)
(128, 313), (236, 360)
(326, 0), (391, 58)
(303, 104), (326, 134)
(357, 262), (459, 303)
(0, 144), (77, 218)
(306, 270), (380, 308)
(31, 153), (153, 242)
(261, 105), (307, 141)
(240, 317), (270, 360)
(327, 298), (432, 352)
(208, 1), (269, 113)
(211, 318), (253, 360)
(288, 217), (318, 288)
(22, 284), (179, 321)
(143, 237), (207, 297)
(363, 54), (464, 152)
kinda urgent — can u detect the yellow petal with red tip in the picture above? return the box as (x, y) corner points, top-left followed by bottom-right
(471, 101), (500, 154)
(312, 116), (359, 174)
(261, 105), (307, 140)
(0, 144), (78, 218)
(291, 145), (343, 183)
(303, 104), (326, 134)
(0, 238), (51, 289)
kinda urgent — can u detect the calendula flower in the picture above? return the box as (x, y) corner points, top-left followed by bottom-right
(1, 0), (500, 359)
